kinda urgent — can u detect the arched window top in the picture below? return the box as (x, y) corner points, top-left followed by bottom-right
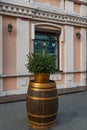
(34, 22), (63, 30)
(31, 22), (64, 42)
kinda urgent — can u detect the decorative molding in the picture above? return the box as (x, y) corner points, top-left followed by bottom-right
(32, 22), (64, 39)
(35, 22), (63, 29)
(0, 2), (87, 27)
(63, 70), (87, 74)
(0, 70), (87, 78)
(0, 73), (31, 78)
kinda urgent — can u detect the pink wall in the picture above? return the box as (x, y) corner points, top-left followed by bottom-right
(3, 78), (17, 91)
(3, 16), (17, 90)
(3, 16), (17, 74)
(74, 73), (81, 83)
(74, 27), (81, 71)
(74, 3), (81, 14)
(35, 0), (61, 7)
(74, 27), (81, 83)
(56, 74), (65, 84)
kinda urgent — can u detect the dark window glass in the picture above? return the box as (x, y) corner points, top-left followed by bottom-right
(34, 32), (59, 70)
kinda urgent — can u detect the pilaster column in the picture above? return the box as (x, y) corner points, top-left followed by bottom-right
(65, 0), (74, 13)
(81, 28), (86, 86)
(65, 25), (74, 88)
(81, 4), (87, 16)
(61, 0), (64, 10)
(16, 18), (29, 94)
(30, 0), (33, 3)
(0, 16), (3, 95)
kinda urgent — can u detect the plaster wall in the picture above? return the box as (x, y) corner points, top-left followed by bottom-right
(3, 78), (17, 91)
(74, 27), (81, 83)
(34, 0), (61, 7)
(74, 3), (81, 14)
(74, 27), (81, 71)
(3, 16), (17, 74)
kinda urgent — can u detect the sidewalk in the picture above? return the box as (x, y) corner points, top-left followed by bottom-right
(0, 91), (87, 130)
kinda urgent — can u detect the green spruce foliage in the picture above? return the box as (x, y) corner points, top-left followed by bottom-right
(26, 53), (55, 74)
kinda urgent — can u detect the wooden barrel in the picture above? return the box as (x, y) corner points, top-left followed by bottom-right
(26, 80), (58, 129)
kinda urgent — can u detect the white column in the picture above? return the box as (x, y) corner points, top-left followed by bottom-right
(0, 16), (3, 95)
(65, 25), (74, 88)
(31, 23), (35, 40)
(81, 29), (86, 71)
(17, 18), (29, 74)
(16, 18), (29, 94)
(61, 0), (64, 10)
(59, 28), (64, 70)
(81, 28), (86, 86)
(65, 0), (74, 13)
(30, 0), (33, 3)
(81, 5), (87, 17)
(65, 26), (74, 72)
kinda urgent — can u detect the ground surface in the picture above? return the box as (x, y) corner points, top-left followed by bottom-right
(0, 91), (87, 130)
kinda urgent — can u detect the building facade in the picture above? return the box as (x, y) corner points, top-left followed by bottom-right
(0, 0), (87, 97)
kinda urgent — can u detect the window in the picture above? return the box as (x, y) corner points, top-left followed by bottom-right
(34, 31), (59, 70)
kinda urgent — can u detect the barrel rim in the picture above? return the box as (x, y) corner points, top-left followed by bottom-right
(29, 80), (56, 88)
(27, 112), (57, 118)
(28, 121), (55, 129)
(27, 95), (58, 100)
(28, 119), (56, 126)
(29, 87), (56, 91)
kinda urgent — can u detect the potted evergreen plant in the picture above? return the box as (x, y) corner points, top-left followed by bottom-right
(26, 53), (55, 83)
(26, 53), (58, 129)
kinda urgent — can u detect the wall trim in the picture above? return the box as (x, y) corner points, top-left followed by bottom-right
(0, 2), (87, 27)
(0, 70), (87, 78)
(0, 74), (31, 78)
